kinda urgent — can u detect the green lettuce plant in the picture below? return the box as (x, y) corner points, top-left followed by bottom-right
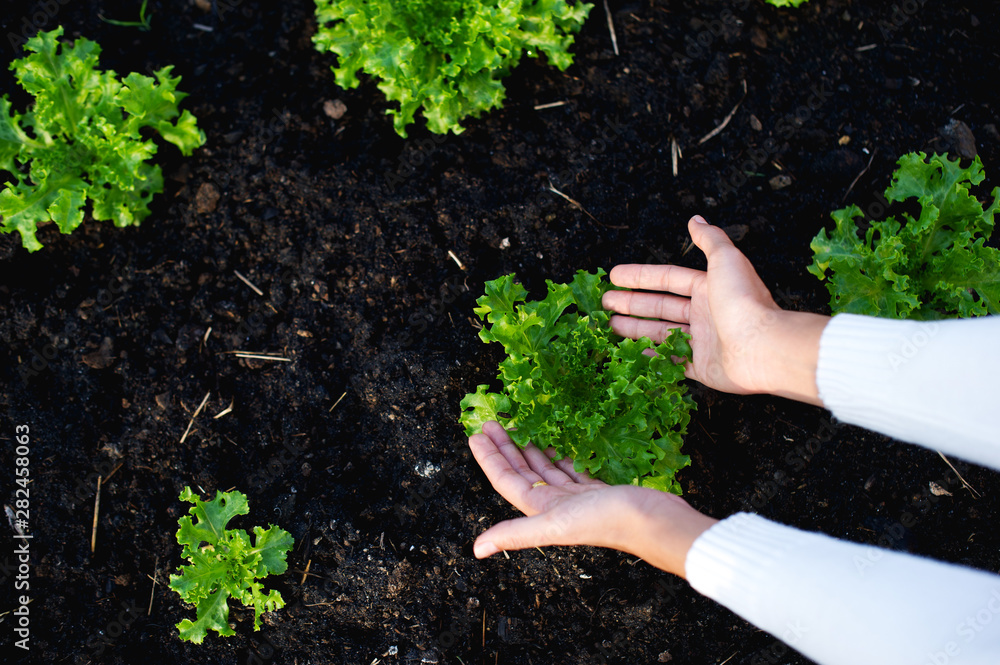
(0, 27), (205, 252)
(312, 0), (593, 137)
(169, 487), (293, 644)
(460, 270), (694, 494)
(766, 0), (810, 7)
(809, 152), (1000, 319)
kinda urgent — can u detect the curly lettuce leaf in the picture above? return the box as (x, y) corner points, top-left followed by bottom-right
(313, 0), (593, 137)
(169, 487), (293, 644)
(809, 152), (1000, 320)
(0, 27), (205, 252)
(460, 270), (695, 494)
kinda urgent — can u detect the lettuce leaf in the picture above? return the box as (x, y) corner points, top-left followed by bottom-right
(0, 27), (205, 252)
(460, 270), (695, 494)
(809, 152), (1000, 319)
(169, 487), (293, 644)
(313, 0), (593, 137)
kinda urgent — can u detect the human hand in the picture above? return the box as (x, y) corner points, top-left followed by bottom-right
(468, 421), (716, 579)
(602, 216), (829, 405)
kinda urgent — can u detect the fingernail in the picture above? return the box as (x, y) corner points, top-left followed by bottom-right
(474, 541), (498, 558)
(692, 215), (708, 224)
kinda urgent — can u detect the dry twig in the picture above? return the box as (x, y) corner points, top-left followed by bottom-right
(234, 270), (264, 296)
(180, 391), (211, 444)
(91, 476), (101, 553)
(842, 148), (877, 203)
(603, 0), (619, 55)
(697, 80), (748, 145)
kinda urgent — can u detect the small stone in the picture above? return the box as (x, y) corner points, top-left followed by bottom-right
(658, 652), (673, 662)
(939, 118), (977, 159)
(838, 135), (851, 146)
(194, 0), (212, 10)
(722, 224), (749, 242)
(499, 237), (510, 249)
(82, 337), (115, 369)
(929, 482), (953, 497)
(195, 182), (220, 214)
(155, 392), (171, 410)
(749, 114), (763, 131)
(324, 99), (348, 120)
(750, 26), (767, 49)
(769, 174), (793, 191)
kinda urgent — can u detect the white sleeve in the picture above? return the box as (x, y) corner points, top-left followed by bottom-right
(686, 513), (1000, 665)
(816, 314), (1000, 472)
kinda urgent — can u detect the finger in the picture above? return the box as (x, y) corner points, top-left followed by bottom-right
(473, 510), (581, 558)
(602, 290), (692, 323)
(608, 314), (689, 342)
(688, 215), (738, 265)
(482, 421), (542, 481)
(468, 432), (539, 514)
(522, 442), (575, 486)
(607, 263), (702, 296)
(544, 447), (605, 484)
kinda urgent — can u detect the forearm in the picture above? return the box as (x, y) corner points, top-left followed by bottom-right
(816, 314), (1000, 470)
(686, 514), (1000, 665)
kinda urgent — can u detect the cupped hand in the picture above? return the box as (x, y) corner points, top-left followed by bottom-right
(468, 421), (716, 579)
(602, 216), (828, 404)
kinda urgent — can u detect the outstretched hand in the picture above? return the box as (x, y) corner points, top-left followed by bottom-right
(603, 216), (829, 405)
(469, 421), (716, 579)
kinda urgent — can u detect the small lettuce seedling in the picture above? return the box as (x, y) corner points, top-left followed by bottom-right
(809, 152), (1000, 320)
(313, 0), (593, 137)
(0, 27), (205, 252)
(460, 270), (694, 494)
(766, 0), (810, 7)
(169, 487), (293, 644)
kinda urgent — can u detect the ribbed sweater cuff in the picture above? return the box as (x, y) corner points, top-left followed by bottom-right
(814, 313), (999, 469)
(815, 313), (930, 435)
(685, 512), (802, 613)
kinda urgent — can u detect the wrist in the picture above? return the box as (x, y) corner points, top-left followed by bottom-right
(621, 489), (717, 579)
(754, 309), (830, 406)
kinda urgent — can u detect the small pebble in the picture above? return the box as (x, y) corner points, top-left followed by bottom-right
(324, 99), (348, 120)
(769, 174), (793, 191)
(195, 182), (220, 214)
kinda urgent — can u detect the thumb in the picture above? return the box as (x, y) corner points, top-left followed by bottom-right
(473, 512), (578, 558)
(688, 215), (736, 260)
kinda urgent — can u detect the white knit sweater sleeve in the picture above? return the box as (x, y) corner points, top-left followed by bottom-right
(815, 313), (1000, 471)
(684, 314), (1000, 665)
(686, 513), (1000, 665)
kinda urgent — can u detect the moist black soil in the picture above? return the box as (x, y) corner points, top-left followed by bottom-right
(1, 1), (999, 664)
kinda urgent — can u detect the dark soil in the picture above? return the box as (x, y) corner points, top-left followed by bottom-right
(2, 1), (999, 664)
